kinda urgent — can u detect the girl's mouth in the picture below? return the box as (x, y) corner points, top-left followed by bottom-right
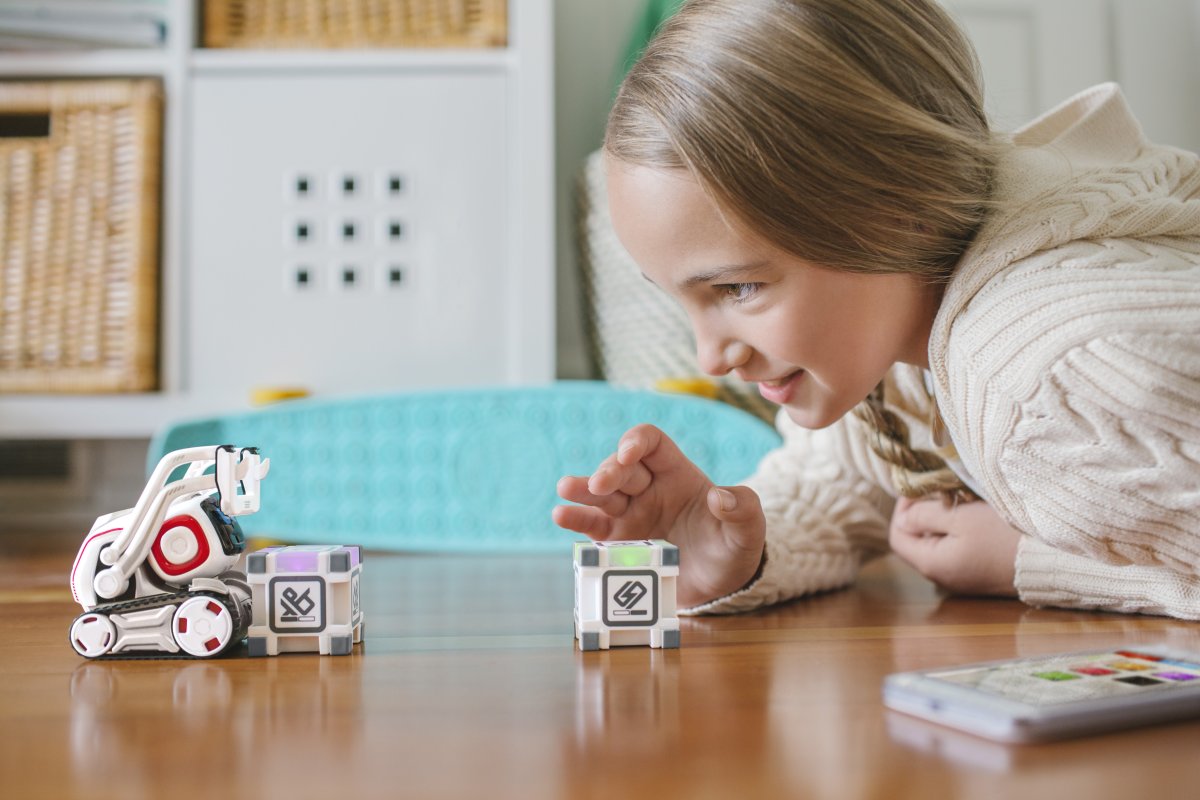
(757, 370), (804, 404)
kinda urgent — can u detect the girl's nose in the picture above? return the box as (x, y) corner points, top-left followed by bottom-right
(697, 334), (751, 377)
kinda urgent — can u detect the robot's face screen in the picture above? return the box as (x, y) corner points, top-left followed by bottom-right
(201, 496), (247, 554)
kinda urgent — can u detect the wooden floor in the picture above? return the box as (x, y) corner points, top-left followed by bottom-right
(4, 531), (1200, 800)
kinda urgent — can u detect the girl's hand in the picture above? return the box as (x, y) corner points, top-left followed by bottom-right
(553, 424), (766, 607)
(888, 496), (1021, 597)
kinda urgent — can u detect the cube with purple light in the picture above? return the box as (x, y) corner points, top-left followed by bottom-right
(246, 545), (364, 656)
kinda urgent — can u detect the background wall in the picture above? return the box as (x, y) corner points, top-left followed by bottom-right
(553, 0), (644, 380)
(949, 0), (1200, 152)
(1110, 0), (1200, 151)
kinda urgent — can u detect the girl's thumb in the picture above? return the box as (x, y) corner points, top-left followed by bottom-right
(708, 485), (759, 523)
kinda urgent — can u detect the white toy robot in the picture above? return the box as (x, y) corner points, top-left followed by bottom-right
(68, 445), (269, 659)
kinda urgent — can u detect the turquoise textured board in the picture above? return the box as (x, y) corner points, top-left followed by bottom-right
(148, 382), (782, 553)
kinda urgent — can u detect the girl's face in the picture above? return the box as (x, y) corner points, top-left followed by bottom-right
(606, 160), (942, 429)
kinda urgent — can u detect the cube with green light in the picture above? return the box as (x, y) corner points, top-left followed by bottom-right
(573, 539), (680, 650)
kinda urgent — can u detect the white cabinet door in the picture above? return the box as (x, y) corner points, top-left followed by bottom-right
(187, 71), (512, 404)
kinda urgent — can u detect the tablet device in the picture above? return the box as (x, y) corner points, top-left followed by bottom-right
(883, 645), (1200, 743)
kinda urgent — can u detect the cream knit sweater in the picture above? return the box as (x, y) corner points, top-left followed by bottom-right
(687, 83), (1200, 619)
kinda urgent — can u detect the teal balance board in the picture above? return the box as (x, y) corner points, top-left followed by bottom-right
(149, 382), (782, 553)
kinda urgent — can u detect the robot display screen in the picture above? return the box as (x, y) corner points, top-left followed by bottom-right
(200, 496), (246, 555)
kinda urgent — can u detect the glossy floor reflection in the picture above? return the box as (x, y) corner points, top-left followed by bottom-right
(3, 535), (1200, 798)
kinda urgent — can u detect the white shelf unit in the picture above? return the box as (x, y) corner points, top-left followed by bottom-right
(0, 0), (555, 439)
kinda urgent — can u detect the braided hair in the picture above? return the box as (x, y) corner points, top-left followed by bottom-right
(851, 383), (978, 505)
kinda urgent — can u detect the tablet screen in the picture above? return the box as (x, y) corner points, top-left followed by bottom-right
(925, 649), (1200, 706)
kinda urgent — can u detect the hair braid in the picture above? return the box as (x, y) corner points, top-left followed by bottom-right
(851, 383), (978, 505)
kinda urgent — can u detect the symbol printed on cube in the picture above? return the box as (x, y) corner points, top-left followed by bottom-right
(574, 540), (679, 650)
(270, 576), (324, 631)
(603, 571), (656, 626)
(246, 545), (364, 656)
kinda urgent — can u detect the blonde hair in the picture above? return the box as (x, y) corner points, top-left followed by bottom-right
(607, 0), (997, 500)
(606, 0), (998, 282)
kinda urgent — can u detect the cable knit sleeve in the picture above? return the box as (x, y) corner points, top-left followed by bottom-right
(682, 410), (896, 615)
(997, 326), (1200, 619)
(1016, 537), (1200, 619)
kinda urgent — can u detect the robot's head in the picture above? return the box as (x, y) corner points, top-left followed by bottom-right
(149, 495), (246, 582)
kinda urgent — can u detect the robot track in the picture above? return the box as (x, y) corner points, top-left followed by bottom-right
(68, 588), (250, 660)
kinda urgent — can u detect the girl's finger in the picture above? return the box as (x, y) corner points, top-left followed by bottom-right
(616, 424), (687, 473)
(889, 499), (923, 542)
(888, 521), (941, 572)
(588, 454), (629, 495)
(705, 484), (766, 551)
(557, 475), (631, 517)
(893, 495), (955, 537)
(616, 461), (654, 496)
(552, 504), (615, 539)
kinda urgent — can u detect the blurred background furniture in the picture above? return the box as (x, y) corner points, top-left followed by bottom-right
(0, 79), (161, 393)
(149, 381), (781, 551)
(0, 0), (554, 440)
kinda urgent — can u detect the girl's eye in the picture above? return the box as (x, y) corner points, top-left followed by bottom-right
(719, 282), (762, 303)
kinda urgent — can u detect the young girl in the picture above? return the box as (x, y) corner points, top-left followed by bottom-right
(553, 0), (1200, 619)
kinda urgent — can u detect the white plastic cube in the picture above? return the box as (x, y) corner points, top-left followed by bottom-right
(574, 539), (680, 650)
(246, 545), (364, 656)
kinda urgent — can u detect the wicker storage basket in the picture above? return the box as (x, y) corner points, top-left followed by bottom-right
(203, 0), (508, 48)
(0, 80), (162, 393)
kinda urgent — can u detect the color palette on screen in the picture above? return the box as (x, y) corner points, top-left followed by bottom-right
(1031, 649), (1200, 688)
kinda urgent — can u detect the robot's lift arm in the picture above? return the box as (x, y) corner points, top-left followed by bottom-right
(93, 446), (271, 601)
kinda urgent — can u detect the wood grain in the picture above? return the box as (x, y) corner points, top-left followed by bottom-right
(3, 532), (1199, 799)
